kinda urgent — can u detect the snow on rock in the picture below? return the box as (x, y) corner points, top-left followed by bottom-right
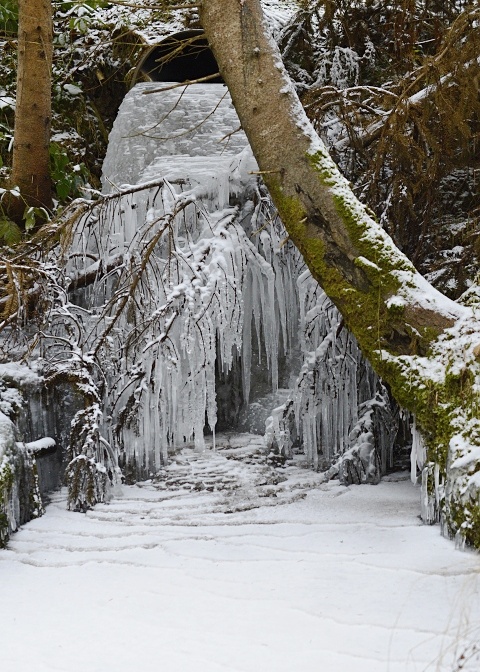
(0, 362), (42, 388)
(0, 366), (48, 544)
(379, 295), (480, 533)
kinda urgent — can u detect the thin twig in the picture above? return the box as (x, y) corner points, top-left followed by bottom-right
(105, 1), (199, 9)
(143, 72), (222, 94)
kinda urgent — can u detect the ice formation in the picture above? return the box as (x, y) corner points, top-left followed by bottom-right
(57, 82), (398, 491)
(265, 270), (397, 481)
(0, 366), (46, 544)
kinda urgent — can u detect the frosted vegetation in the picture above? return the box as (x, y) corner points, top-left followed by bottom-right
(66, 83), (397, 507)
(1, 82), (399, 531)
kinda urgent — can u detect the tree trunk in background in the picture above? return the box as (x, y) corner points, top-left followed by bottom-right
(9, 0), (53, 222)
(201, 0), (480, 546)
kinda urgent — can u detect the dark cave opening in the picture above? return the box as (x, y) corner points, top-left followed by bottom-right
(136, 30), (223, 84)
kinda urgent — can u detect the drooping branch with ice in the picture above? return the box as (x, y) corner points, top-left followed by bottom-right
(0, 82), (400, 515)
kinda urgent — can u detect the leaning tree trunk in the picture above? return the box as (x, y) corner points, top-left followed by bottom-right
(201, 0), (480, 547)
(9, 0), (53, 223)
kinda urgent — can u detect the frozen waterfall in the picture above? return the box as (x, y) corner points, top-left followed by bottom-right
(62, 82), (399, 492)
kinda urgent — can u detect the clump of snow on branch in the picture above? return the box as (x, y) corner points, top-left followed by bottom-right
(315, 47), (361, 90)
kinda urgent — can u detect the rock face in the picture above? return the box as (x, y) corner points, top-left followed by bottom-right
(0, 413), (43, 548)
(0, 366), (62, 546)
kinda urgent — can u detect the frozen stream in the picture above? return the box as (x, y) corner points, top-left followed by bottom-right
(1, 434), (479, 672)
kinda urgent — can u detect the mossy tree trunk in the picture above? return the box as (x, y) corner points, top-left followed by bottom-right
(200, 0), (480, 546)
(9, 0), (53, 223)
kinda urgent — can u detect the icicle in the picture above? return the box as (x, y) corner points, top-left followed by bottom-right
(56, 79), (400, 487)
(421, 462), (438, 524)
(411, 421), (426, 484)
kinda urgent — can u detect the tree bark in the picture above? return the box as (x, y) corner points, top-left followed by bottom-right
(200, 0), (463, 364)
(200, 0), (480, 546)
(9, 0), (53, 222)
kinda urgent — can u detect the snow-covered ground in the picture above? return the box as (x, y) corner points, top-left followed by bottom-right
(1, 433), (479, 672)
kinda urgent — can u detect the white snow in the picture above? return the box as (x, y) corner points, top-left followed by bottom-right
(0, 93), (15, 110)
(1, 435), (479, 672)
(63, 83), (82, 96)
(0, 361), (42, 386)
(20, 436), (56, 453)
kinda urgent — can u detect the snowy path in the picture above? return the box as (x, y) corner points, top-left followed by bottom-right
(1, 434), (479, 672)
